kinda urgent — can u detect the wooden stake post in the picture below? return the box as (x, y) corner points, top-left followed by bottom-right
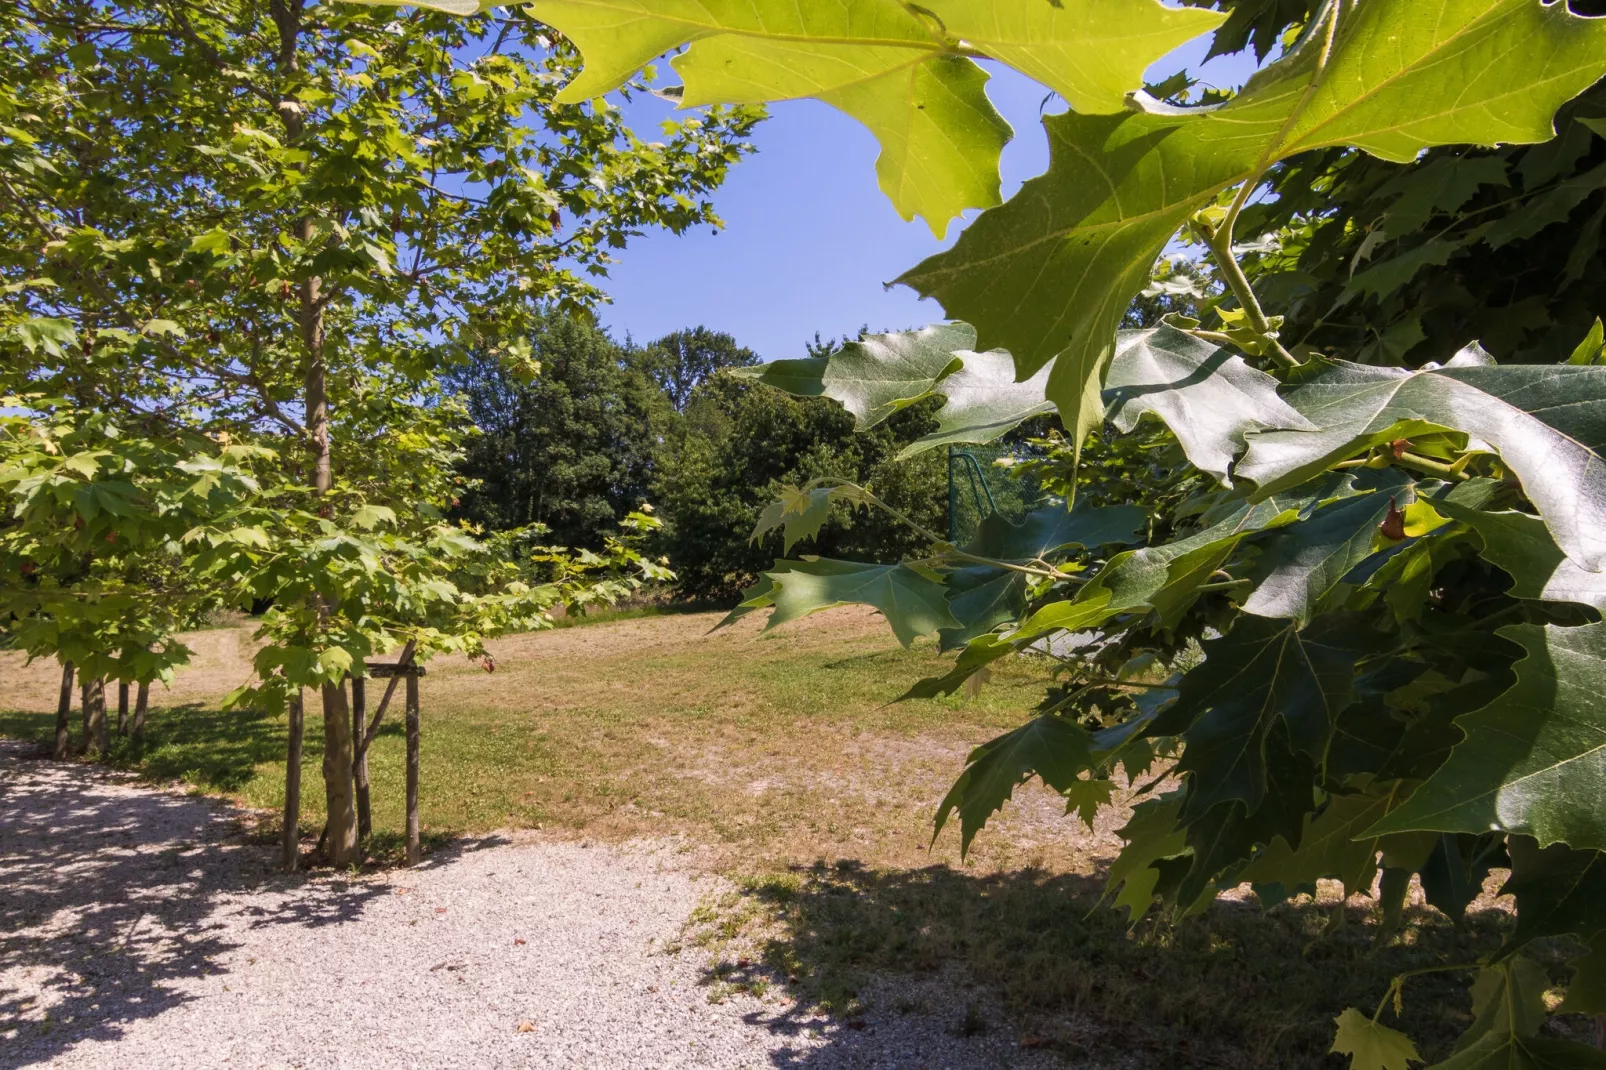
(363, 660), (426, 866)
(350, 677), (371, 842)
(284, 689), (303, 872)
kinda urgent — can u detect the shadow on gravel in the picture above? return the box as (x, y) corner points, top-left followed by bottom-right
(692, 859), (1572, 1070)
(0, 741), (494, 1069)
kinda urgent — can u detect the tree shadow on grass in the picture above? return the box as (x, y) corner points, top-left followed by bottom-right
(0, 701), (289, 797)
(0, 741), (501, 1069)
(695, 859), (1590, 1070)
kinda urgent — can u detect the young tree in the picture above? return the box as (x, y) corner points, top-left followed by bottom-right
(0, 0), (758, 865)
(0, 402), (265, 756)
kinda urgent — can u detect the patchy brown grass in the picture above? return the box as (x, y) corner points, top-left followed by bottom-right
(0, 606), (1109, 874)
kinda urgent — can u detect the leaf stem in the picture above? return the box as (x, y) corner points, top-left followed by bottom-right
(1395, 452), (1470, 481)
(1200, 225), (1300, 369)
(949, 551), (1082, 583)
(1186, 329), (1242, 349)
(807, 476), (1085, 583)
(1372, 962), (1484, 1020)
(1197, 0), (1342, 372)
(807, 476), (947, 544)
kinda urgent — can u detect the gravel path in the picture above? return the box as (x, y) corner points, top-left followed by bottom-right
(0, 743), (1065, 1069)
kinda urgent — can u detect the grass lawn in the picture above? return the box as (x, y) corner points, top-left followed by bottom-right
(3, 607), (1570, 1067)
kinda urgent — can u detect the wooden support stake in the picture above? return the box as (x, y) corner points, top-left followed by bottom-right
(284, 689), (303, 872)
(357, 639), (417, 758)
(352, 676), (372, 843)
(405, 671), (420, 867)
(95, 679), (110, 757)
(132, 681), (149, 744)
(117, 681), (130, 737)
(54, 661), (75, 760)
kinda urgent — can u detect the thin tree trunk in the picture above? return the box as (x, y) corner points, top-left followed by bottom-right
(321, 681), (357, 867)
(1596, 1012), (1605, 1050)
(132, 681), (149, 743)
(405, 671), (420, 867)
(283, 689), (303, 872)
(304, 273), (354, 865)
(351, 676), (371, 842)
(81, 677), (106, 758)
(117, 681), (129, 736)
(268, 0), (354, 871)
(54, 661), (75, 760)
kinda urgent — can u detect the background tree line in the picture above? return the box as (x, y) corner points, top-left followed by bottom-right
(447, 317), (950, 603)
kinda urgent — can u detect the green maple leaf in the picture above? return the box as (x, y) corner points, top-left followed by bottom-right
(1501, 838), (1606, 950)
(1338, 241), (1465, 306)
(1419, 833), (1511, 924)
(1456, 957), (1551, 1054)
(1380, 155), (1512, 235)
(899, 347), (1054, 458)
(1086, 479), (1352, 629)
(1241, 782), (1422, 898)
(1102, 795), (1189, 922)
(910, 586), (1119, 698)
(900, 631), (1014, 700)
(1238, 359), (1606, 571)
(1330, 1008), (1423, 1070)
(529, 0), (1222, 234)
(741, 323), (1053, 457)
(900, 0), (1606, 445)
(1560, 934), (1606, 1016)
(537, 0), (1006, 236)
(710, 570), (777, 631)
(1240, 469), (1415, 624)
(1105, 326), (1315, 485)
(1568, 318), (1606, 366)
(1368, 623), (1606, 849)
(964, 502), (1145, 565)
(933, 713), (1096, 855)
(762, 556), (956, 647)
(1154, 615), (1384, 819)
(918, 1), (1224, 115)
(937, 502), (1143, 648)
(751, 483), (870, 554)
(739, 323), (970, 426)
(1064, 777), (1116, 829)
(938, 566), (1026, 652)
(1441, 504), (1606, 611)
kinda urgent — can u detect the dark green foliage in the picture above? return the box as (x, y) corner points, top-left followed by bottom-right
(1246, 76), (1606, 368)
(652, 372), (947, 602)
(632, 326), (759, 411)
(447, 315), (665, 547)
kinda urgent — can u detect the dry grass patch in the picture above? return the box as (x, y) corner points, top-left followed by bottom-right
(0, 606), (1098, 872)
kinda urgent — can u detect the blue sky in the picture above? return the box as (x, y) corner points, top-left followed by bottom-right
(596, 38), (1264, 361)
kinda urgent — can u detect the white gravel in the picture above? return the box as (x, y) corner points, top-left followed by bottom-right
(0, 742), (1069, 1069)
